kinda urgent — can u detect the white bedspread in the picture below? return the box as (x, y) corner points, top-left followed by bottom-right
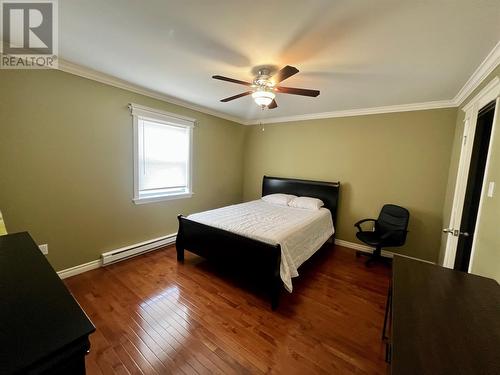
(187, 200), (334, 292)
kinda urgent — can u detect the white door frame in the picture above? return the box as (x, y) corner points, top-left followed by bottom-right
(443, 76), (500, 269)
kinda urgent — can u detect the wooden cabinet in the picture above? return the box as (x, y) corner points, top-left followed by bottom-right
(0, 232), (95, 374)
(389, 256), (500, 374)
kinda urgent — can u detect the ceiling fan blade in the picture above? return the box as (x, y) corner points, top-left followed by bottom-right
(272, 65), (299, 83)
(220, 91), (253, 102)
(268, 99), (278, 109)
(276, 86), (320, 97)
(212, 75), (253, 86)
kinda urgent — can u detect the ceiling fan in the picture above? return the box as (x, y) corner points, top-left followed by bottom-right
(212, 65), (320, 109)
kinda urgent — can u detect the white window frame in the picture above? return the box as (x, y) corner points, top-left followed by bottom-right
(129, 103), (194, 204)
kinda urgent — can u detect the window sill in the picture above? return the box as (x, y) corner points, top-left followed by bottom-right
(133, 192), (193, 205)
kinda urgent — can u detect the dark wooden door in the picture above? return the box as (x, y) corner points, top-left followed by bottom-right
(454, 100), (495, 271)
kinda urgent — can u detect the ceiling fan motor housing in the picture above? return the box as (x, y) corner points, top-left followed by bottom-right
(254, 68), (274, 88)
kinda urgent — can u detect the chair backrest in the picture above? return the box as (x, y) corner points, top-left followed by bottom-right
(376, 204), (409, 246)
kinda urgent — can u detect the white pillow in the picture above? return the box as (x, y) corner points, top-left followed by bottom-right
(288, 196), (324, 210)
(262, 193), (297, 206)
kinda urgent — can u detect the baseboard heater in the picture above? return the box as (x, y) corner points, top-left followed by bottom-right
(101, 233), (177, 265)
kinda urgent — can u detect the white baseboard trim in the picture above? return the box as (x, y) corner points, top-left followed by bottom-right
(56, 236), (384, 279)
(57, 259), (102, 279)
(334, 238), (393, 258)
(57, 234), (434, 279)
(57, 233), (177, 279)
(334, 238), (438, 264)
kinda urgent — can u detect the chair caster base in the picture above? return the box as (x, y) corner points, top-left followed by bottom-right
(356, 249), (390, 267)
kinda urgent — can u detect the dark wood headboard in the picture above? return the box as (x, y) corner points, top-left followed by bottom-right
(262, 175), (340, 224)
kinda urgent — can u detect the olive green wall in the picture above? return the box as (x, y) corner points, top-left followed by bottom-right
(440, 64), (500, 281)
(243, 109), (458, 262)
(473, 103), (500, 282)
(0, 69), (246, 271)
(0, 68), (464, 270)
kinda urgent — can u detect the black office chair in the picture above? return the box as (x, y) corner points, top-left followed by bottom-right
(354, 204), (409, 266)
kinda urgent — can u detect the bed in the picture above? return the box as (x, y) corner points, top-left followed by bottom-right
(176, 176), (340, 309)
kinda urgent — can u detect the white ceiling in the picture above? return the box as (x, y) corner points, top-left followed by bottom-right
(60, 0), (500, 123)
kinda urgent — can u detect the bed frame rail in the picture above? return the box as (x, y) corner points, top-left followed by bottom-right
(176, 215), (282, 309)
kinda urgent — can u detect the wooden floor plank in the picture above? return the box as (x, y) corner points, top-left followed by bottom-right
(65, 244), (390, 374)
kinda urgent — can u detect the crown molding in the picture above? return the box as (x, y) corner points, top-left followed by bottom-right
(57, 59), (245, 124)
(452, 41), (500, 107)
(242, 99), (456, 125)
(56, 40), (500, 126)
(462, 76), (500, 113)
(243, 41), (500, 125)
(57, 58), (457, 125)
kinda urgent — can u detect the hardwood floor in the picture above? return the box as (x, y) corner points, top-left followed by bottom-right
(64, 244), (391, 375)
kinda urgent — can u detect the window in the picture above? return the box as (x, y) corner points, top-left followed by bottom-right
(130, 103), (194, 204)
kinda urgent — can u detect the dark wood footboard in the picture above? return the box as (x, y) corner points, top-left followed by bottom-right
(176, 215), (282, 309)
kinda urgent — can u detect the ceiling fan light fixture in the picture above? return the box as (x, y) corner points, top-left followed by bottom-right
(252, 90), (275, 107)
(213, 65), (318, 110)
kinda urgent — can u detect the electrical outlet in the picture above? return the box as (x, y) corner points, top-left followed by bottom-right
(39, 244), (48, 255)
(487, 182), (495, 198)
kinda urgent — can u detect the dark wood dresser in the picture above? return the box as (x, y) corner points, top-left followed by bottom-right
(389, 255), (500, 375)
(0, 232), (95, 374)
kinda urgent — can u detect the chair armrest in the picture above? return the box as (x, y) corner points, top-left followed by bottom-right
(380, 229), (408, 241)
(354, 218), (376, 232)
